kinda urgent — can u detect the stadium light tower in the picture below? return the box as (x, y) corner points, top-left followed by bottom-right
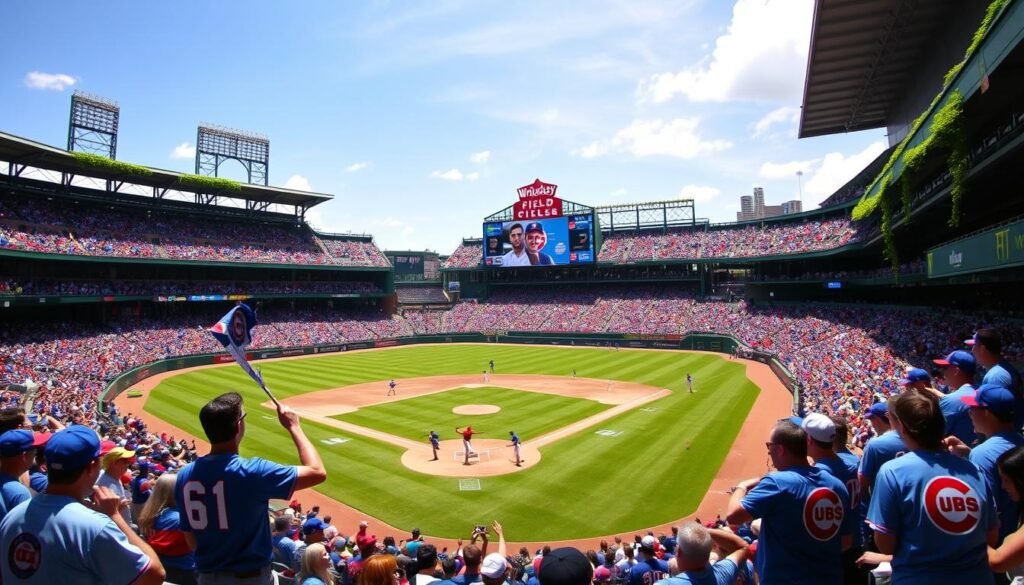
(67, 91), (120, 159)
(195, 124), (270, 185)
(796, 170), (804, 203)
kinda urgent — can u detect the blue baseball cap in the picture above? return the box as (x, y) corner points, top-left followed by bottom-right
(302, 517), (328, 535)
(962, 383), (1016, 417)
(933, 350), (977, 375)
(0, 430), (42, 457)
(865, 402), (889, 420)
(900, 368), (931, 386)
(525, 222), (544, 234)
(44, 425), (101, 472)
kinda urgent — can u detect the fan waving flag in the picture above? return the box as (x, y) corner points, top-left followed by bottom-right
(209, 304), (279, 406)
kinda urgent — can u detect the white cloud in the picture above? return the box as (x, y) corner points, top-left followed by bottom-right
(638, 0), (813, 103)
(470, 150), (491, 164)
(24, 71), (76, 91)
(284, 175), (313, 191)
(804, 140), (888, 207)
(170, 143), (196, 160)
(345, 162), (369, 173)
(430, 169), (465, 181)
(610, 188), (628, 197)
(759, 159), (816, 180)
(574, 118), (732, 160)
(677, 184), (721, 203)
(466, 172), (480, 181)
(753, 106), (800, 138)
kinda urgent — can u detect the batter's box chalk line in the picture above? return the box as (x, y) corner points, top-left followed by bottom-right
(459, 479), (482, 491)
(639, 407), (659, 412)
(595, 429), (623, 437)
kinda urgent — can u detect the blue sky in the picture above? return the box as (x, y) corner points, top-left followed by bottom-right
(2, 0), (886, 254)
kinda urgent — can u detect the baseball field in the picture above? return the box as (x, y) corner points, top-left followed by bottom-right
(139, 344), (761, 541)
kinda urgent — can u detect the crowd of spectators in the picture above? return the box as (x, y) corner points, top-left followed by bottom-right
(599, 218), (861, 263)
(0, 279), (382, 297)
(0, 193), (390, 267)
(442, 241), (484, 269)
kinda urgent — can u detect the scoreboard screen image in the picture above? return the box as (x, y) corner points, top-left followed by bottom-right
(482, 215), (594, 268)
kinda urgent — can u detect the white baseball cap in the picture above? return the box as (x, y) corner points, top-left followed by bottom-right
(481, 553), (508, 578)
(802, 413), (836, 443)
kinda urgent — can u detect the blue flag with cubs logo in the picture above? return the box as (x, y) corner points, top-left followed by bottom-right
(208, 304), (279, 405)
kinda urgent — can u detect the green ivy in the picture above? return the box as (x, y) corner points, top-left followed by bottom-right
(71, 152), (152, 177)
(177, 174), (242, 192)
(852, 0), (1007, 222)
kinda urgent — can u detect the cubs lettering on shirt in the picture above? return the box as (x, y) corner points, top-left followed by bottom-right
(0, 494), (151, 584)
(815, 455), (861, 548)
(837, 450), (867, 547)
(969, 431), (1024, 543)
(939, 384), (978, 446)
(175, 453), (297, 573)
(867, 450), (996, 584)
(740, 466), (851, 584)
(628, 556), (669, 585)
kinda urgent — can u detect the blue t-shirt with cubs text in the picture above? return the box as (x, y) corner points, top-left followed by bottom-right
(740, 466), (851, 585)
(815, 454), (861, 548)
(175, 453), (297, 573)
(866, 450), (996, 584)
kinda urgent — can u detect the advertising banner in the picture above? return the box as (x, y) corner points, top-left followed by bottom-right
(512, 179), (562, 220)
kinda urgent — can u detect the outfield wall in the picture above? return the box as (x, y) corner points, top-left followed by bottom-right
(100, 332), (799, 412)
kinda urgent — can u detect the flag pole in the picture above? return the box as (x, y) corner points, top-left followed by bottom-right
(256, 367), (281, 408)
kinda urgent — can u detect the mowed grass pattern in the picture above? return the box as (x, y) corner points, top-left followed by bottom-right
(144, 345), (758, 540)
(334, 386), (611, 443)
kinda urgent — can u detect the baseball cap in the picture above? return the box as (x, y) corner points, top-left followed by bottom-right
(801, 413), (837, 443)
(639, 535), (657, 552)
(525, 222), (544, 234)
(900, 368), (931, 385)
(786, 415), (804, 426)
(962, 384), (1016, 416)
(966, 329), (1002, 353)
(933, 350), (977, 374)
(302, 517), (328, 535)
(334, 537), (348, 550)
(481, 553), (509, 579)
(102, 447), (136, 470)
(99, 440), (118, 456)
(44, 425), (101, 472)
(356, 531), (377, 551)
(0, 430), (39, 457)
(864, 402), (889, 420)
(539, 548), (593, 585)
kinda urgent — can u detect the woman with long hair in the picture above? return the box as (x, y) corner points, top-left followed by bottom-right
(137, 473), (197, 585)
(988, 445), (1024, 577)
(865, 390), (998, 583)
(359, 553), (400, 585)
(300, 543), (335, 585)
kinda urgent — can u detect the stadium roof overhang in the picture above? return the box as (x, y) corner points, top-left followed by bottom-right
(0, 131), (332, 208)
(799, 0), (963, 138)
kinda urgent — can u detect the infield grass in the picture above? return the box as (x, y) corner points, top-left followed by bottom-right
(143, 344), (758, 540)
(333, 386), (611, 443)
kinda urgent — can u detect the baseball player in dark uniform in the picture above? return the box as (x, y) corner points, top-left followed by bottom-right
(388, 379), (397, 396)
(508, 431), (522, 466)
(428, 431), (440, 461)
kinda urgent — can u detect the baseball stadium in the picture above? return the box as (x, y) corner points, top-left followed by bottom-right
(2, 1), (1024, 584)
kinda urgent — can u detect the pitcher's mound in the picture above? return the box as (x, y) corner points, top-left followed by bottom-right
(453, 404), (500, 415)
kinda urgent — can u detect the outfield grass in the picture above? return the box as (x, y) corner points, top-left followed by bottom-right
(144, 344), (758, 540)
(333, 386), (611, 443)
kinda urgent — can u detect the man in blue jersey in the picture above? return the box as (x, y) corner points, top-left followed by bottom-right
(803, 414), (863, 584)
(968, 329), (1024, 430)
(175, 391), (327, 584)
(726, 419), (852, 584)
(946, 385), (1024, 544)
(0, 424), (166, 584)
(654, 522), (750, 585)
(932, 350), (978, 445)
(627, 535), (668, 585)
(858, 400), (907, 503)
(509, 431), (522, 466)
(0, 430), (47, 521)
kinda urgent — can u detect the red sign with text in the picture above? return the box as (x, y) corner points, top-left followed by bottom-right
(512, 179), (562, 220)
